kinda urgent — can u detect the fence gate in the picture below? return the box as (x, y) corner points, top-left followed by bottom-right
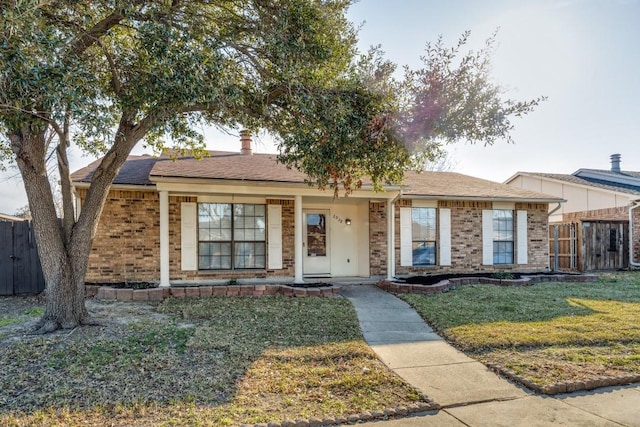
(0, 221), (45, 295)
(549, 223), (578, 271)
(581, 220), (628, 271)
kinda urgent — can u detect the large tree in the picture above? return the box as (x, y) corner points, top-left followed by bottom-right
(0, 1), (542, 333)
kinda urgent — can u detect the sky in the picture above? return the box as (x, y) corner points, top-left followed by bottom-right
(1, 0), (639, 214)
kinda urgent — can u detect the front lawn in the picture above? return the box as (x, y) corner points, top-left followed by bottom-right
(401, 272), (640, 388)
(0, 296), (426, 426)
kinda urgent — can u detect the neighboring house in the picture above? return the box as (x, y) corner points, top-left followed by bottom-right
(0, 213), (25, 222)
(505, 154), (640, 223)
(71, 135), (563, 285)
(505, 154), (640, 270)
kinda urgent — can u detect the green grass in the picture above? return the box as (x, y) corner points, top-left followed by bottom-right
(401, 271), (640, 386)
(0, 306), (44, 327)
(0, 296), (425, 426)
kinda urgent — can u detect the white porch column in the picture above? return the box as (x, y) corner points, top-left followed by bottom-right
(387, 200), (395, 280)
(294, 195), (304, 283)
(159, 190), (170, 288)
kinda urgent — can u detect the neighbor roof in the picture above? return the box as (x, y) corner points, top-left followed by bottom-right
(514, 172), (640, 197)
(577, 169), (640, 180)
(72, 151), (562, 202)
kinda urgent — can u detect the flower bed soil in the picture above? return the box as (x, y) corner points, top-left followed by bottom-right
(85, 282), (158, 290)
(400, 271), (578, 286)
(288, 282), (333, 288)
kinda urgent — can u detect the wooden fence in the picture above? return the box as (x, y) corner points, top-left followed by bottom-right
(0, 221), (45, 295)
(549, 220), (628, 272)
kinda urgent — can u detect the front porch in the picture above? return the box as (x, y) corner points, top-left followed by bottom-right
(154, 182), (401, 287)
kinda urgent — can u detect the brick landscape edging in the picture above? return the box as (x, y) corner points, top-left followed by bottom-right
(377, 274), (598, 295)
(248, 400), (439, 427)
(487, 363), (640, 395)
(88, 284), (341, 301)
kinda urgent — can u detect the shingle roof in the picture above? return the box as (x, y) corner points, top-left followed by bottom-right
(150, 151), (310, 183)
(520, 172), (640, 196)
(402, 171), (562, 201)
(71, 151), (562, 202)
(71, 155), (157, 186)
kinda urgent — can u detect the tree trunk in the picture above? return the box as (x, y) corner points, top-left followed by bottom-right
(9, 126), (92, 333)
(38, 254), (89, 332)
(9, 116), (150, 333)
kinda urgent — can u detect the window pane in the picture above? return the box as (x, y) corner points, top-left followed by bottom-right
(198, 203), (231, 242)
(198, 242), (231, 270)
(412, 242), (436, 266)
(234, 242), (266, 269)
(493, 241), (514, 264)
(412, 208), (436, 241)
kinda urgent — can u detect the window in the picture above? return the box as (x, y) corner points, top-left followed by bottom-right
(198, 203), (266, 270)
(412, 207), (437, 266)
(493, 210), (514, 264)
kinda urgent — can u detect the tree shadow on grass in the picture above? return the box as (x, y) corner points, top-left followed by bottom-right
(0, 296), (424, 426)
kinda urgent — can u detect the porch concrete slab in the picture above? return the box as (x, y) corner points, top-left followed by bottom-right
(370, 341), (473, 368)
(555, 385), (640, 426)
(359, 410), (465, 426)
(447, 395), (621, 427)
(393, 361), (528, 407)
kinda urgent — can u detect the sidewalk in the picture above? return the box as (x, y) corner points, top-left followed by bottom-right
(340, 284), (640, 427)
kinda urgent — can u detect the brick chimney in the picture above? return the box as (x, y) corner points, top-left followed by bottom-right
(610, 153), (621, 173)
(240, 130), (252, 155)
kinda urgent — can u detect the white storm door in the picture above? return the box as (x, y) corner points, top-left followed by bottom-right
(303, 210), (331, 275)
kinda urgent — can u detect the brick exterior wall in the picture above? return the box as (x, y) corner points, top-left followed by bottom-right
(519, 203), (552, 270)
(82, 190), (295, 283)
(368, 202), (387, 276)
(83, 188), (552, 282)
(80, 189), (161, 283)
(395, 201), (550, 275)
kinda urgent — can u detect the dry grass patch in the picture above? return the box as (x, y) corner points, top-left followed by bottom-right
(401, 272), (640, 388)
(0, 295), (425, 426)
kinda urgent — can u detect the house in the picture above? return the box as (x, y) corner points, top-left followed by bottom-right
(0, 213), (25, 222)
(505, 154), (640, 222)
(505, 154), (640, 270)
(71, 134), (563, 286)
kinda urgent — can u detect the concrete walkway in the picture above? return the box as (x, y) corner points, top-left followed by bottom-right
(340, 284), (640, 427)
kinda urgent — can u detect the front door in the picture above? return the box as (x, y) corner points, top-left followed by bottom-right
(303, 210), (331, 276)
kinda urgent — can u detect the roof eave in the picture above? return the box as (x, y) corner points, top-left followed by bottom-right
(403, 194), (565, 203)
(72, 182), (157, 191)
(149, 175), (402, 191)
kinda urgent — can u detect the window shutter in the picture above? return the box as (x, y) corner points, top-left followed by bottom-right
(400, 207), (413, 266)
(439, 208), (451, 266)
(517, 210), (528, 264)
(482, 210), (494, 265)
(181, 202), (197, 271)
(267, 204), (283, 269)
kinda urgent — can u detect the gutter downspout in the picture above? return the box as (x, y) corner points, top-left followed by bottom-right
(548, 202), (562, 219)
(629, 200), (640, 268)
